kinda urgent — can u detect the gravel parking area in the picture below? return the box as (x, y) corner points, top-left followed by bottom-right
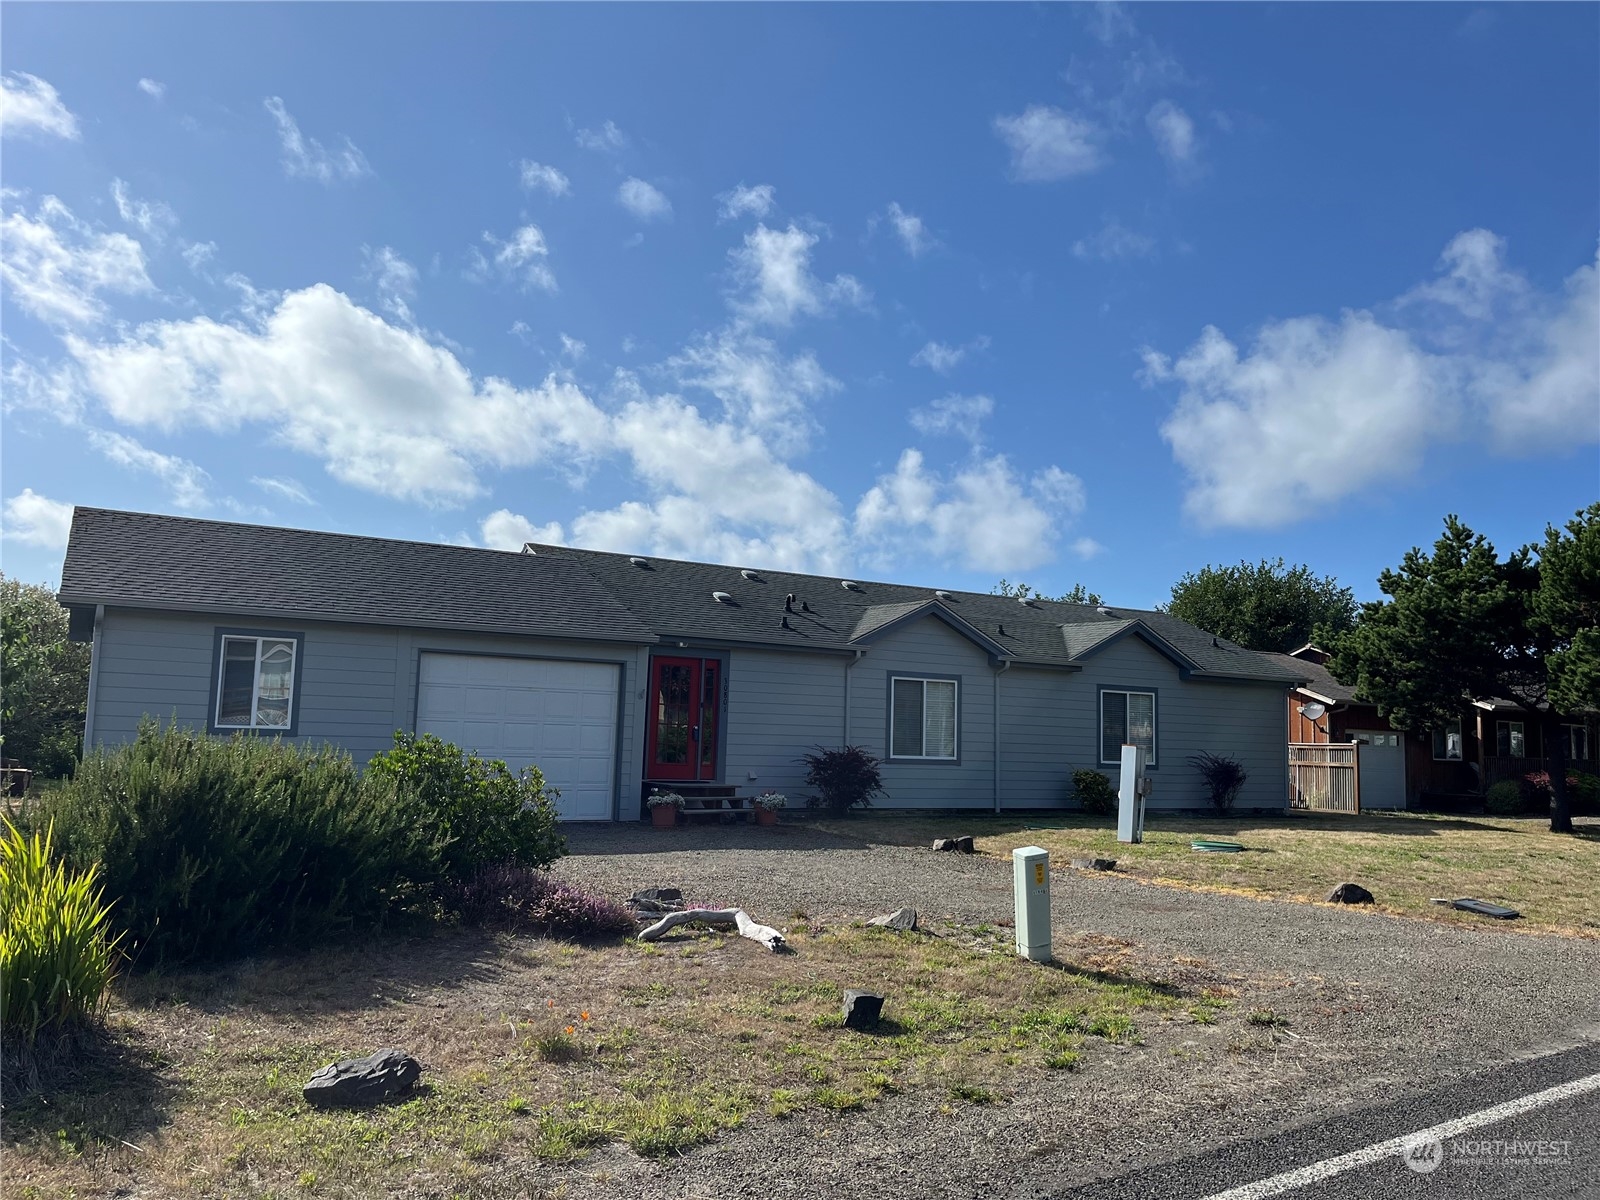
(534, 821), (1600, 1200)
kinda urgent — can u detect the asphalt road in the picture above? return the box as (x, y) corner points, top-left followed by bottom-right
(1050, 1042), (1600, 1200)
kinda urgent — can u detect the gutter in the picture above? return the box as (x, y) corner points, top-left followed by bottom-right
(993, 659), (1011, 813)
(82, 604), (105, 751)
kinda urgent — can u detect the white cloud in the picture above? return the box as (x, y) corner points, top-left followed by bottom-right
(618, 177), (672, 221)
(1072, 218), (1156, 261)
(110, 179), (177, 239)
(0, 196), (153, 326)
(717, 183), (776, 222)
(885, 202), (936, 257)
(137, 78), (166, 100)
(63, 283), (612, 507)
(994, 106), (1104, 181)
(1146, 100), (1198, 169)
(481, 508), (565, 551)
(854, 450), (1086, 573)
(263, 96), (372, 184)
(667, 330), (840, 456)
(1084, 2), (1136, 44)
(509, 320), (533, 344)
(251, 475), (314, 506)
(1, 72), (79, 140)
(2, 489), (74, 549)
(1146, 233), (1599, 528)
(519, 160), (570, 196)
(362, 244), (419, 322)
(181, 240), (217, 275)
(1071, 536), (1107, 560)
(909, 335), (990, 374)
(472, 224), (557, 293)
(729, 223), (870, 327)
(909, 393), (994, 444)
(559, 333), (586, 360)
(87, 429), (210, 509)
(574, 119), (627, 153)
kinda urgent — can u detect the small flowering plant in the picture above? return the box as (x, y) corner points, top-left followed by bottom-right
(646, 790), (686, 809)
(751, 791), (788, 811)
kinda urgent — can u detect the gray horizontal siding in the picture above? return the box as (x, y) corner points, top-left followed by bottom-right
(723, 648), (844, 799)
(849, 616), (996, 810)
(89, 608), (651, 821)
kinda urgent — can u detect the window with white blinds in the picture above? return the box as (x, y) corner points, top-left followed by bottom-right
(890, 677), (958, 760)
(214, 635), (299, 730)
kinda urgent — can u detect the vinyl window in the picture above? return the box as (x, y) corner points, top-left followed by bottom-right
(1565, 724), (1590, 762)
(1496, 720), (1526, 758)
(1432, 719), (1463, 761)
(890, 677), (958, 760)
(215, 635), (298, 730)
(1101, 690), (1156, 766)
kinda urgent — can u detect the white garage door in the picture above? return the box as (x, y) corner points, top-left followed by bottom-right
(1353, 732), (1406, 810)
(416, 653), (619, 821)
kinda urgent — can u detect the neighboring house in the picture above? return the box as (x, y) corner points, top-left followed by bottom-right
(60, 508), (1303, 821)
(1269, 645), (1598, 811)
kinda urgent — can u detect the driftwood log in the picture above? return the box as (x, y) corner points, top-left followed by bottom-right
(636, 908), (787, 952)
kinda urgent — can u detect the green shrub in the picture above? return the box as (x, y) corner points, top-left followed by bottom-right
(1071, 769), (1117, 816)
(364, 733), (565, 881)
(1485, 780), (1525, 815)
(31, 722), (443, 965)
(799, 745), (885, 816)
(1, 820), (121, 1042)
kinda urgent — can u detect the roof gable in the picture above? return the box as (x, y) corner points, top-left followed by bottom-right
(850, 600), (1011, 658)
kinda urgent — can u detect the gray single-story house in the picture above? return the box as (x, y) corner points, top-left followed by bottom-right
(59, 508), (1304, 821)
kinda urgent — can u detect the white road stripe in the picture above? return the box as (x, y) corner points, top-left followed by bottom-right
(1199, 1070), (1600, 1200)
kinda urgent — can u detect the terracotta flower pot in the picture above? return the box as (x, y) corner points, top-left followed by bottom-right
(651, 804), (678, 828)
(755, 808), (778, 826)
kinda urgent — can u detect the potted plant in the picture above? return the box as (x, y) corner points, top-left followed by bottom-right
(751, 791), (787, 826)
(647, 790), (685, 828)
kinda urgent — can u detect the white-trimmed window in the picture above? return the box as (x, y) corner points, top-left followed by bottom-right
(215, 635), (298, 730)
(890, 677), (958, 760)
(1565, 724), (1590, 762)
(1101, 689), (1156, 766)
(1496, 720), (1526, 758)
(1432, 719), (1463, 761)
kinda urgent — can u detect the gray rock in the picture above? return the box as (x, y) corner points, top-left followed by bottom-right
(868, 907), (919, 932)
(842, 990), (885, 1030)
(955, 836), (976, 854)
(303, 1048), (421, 1108)
(1328, 882), (1375, 905)
(630, 887), (684, 912)
(1071, 857), (1119, 871)
(933, 838), (957, 852)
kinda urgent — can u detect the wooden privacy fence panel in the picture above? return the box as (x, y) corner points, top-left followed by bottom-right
(1289, 743), (1360, 814)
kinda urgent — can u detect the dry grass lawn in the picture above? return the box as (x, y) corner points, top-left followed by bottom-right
(824, 811), (1600, 936)
(4, 918), (1236, 1200)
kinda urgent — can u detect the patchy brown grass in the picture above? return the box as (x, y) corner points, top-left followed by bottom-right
(823, 811), (1600, 936)
(3, 919), (1223, 1199)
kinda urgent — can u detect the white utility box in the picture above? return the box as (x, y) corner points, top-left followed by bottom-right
(1012, 845), (1052, 962)
(1117, 743), (1150, 844)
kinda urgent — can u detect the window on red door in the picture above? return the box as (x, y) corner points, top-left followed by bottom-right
(647, 656), (720, 781)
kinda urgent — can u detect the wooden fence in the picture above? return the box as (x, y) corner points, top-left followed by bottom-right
(1289, 743), (1359, 814)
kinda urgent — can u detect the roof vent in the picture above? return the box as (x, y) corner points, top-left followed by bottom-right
(1017, 596), (1035, 606)
(935, 589), (953, 600)
(629, 556), (651, 568)
(712, 591), (735, 605)
(841, 580), (863, 592)
(998, 622), (1008, 637)
(740, 569), (761, 581)
(1095, 605), (1115, 617)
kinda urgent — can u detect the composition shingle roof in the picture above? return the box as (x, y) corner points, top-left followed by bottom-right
(59, 508), (658, 644)
(533, 543), (1303, 682)
(1263, 652), (1356, 702)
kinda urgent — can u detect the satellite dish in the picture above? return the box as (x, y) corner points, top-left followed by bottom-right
(1299, 701), (1327, 722)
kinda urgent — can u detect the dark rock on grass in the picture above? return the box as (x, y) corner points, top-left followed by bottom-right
(955, 836), (976, 854)
(868, 907), (919, 932)
(842, 990), (885, 1030)
(303, 1048), (421, 1108)
(1328, 882), (1375, 905)
(933, 838), (957, 852)
(1071, 857), (1119, 871)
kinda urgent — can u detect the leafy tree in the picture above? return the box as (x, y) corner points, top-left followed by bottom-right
(1163, 558), (1355, 653)
(1326, 509), (1599, 834)
(0, 576), (90, 777)
(993, 579), (1104, 606)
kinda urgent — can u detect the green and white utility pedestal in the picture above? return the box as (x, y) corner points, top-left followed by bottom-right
(1012, 845), (1052, 962)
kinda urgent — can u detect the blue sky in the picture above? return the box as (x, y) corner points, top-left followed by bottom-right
(2, 2), (1596, 608)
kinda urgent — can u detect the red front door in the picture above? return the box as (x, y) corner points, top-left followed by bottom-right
(646, 656), (721, 781)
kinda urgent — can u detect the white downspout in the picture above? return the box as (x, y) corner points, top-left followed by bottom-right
(993, 659), (1010, 813)
(843, 648), (866, 744)
(82, 604), (105, 751)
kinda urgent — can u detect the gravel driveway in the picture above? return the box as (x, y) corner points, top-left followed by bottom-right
(525, 822), (1600, 1200)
